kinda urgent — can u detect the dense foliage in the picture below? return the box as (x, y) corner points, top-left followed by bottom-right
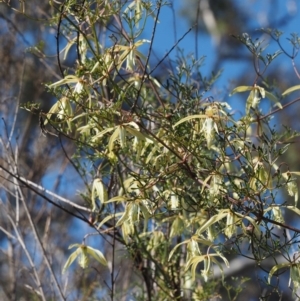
(1, 1), (300, 300)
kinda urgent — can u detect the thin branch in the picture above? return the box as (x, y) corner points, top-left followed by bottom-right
(260, 97), (300, 120)
(7, 215), (47, 301)
(131, 0), (162, 111)
(56, 2), (66, 78)
(18, 175), (92, 212)
(149, 24), (196, 75)
(16, 182), (66, 300)
(0, 164), (92, 220)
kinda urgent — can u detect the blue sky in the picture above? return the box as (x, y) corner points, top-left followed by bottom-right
(142, 0), (300, 98)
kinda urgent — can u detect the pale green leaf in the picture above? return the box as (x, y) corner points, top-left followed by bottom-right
(202, 117), (216, 149)
(282, 85), (300, 97)
(193, 236), (214, 246)
(271, 206), (284, 227)
(283, 171), (300, 177)
(92, 127), (115, 142)
(86, 246), (108, 266)
(196, 210), (229, 235)
(225, 212), (239, 238)
(186, 255), (207, 280)
(116, 203), (131, 227)
(125, 126), (148, 141)
(173, 114), (207, 128)
(169, 236), (212, 261)
(229, 86), (253, 96)
(170, 194), (179, 210)
(186, 253), (229, 281)
(121, 219), (134, 243)
(108, 127), (120, 152)
(91, 178), (108, 211)
(119, 125), (126, 148)
(170, 216), (185, 237)
(125, 121), (140, 129)
(72, 111), (90, 122)
(246, 89), (261, 115)
(286, 181), (299, 205)
(78, 246), (89, 269)
(210, 255), (229, 283)
(68, 243), (80, 249)
(268, 262), (290, 284)
(63, 37), (76, 60)
(264, 91), (282, 108)
(96, 212), (123, 229)
(290, 264), (300, 289)
(105, 196), (129, 203)
(146, 231), (165, 252)
(62, 247), (81, 274)
(138, 201), (151, 233)
(45, 101), (60, 122)
(201, 175), (212, 193)
(286, 206), (300, 216)
(236, 214), (261, 237)
(256, 85), (265, 98)
(168, 239), (191, 261)
(47, 75), (81, 89)
(201, 257), (212, 282)
(145, 145), (159, 164)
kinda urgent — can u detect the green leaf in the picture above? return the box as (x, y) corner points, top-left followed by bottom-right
(290, 263), (300, 290)
(78, 246), (89, 269)
(235, 214), (261, 237)
(202, 117), (216, 149)
(283, 171), (300, 177)
(91, 178), (108, 211)
(186, 255), (208, 280)
(225, 212), (240, 238)
(264, 91), (282, 108)
(210, 255), (229, 284)
(125, 126), (149, 141)
(173, 114), (207, 128)
(47, 75), (81, 90)
(271, 206), (284, 227)
(168, 239), (191, 261)
(91, 127), (115, 142)
(170, 216), (185, 237)
(268, 262), (290, 284)
(170, 194), (179, 210)
(231, 85), (275, 114)
(285, 206), (300, 216)
(186, 253), (229, 281)
(108, 127), (120, 152)
(85, 246), (108, 266)
(201, 175), (212, 193)
(116, 203), (131, 227)
(62, 244), (81, 274)
(119, 125), (126, 148)
(63, 37), (76, 60)
(96, 212), (123, 229)
(196, 210), (229, 236)
(282, 85), (300, 97)
(246, 89), (261, 115)
(186, 238), (202, 264)
(229, 86), (253, 96)
(105, 196), (129, 203)
(168, 236), (212, 261)
(146, 231), (165, 252)
(62, 244), (107, 274)
(121, 219), (135, 243)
